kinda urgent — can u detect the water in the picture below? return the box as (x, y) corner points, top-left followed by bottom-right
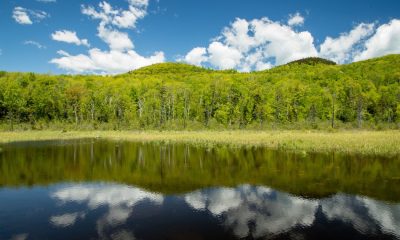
(0, 139), (399, 240)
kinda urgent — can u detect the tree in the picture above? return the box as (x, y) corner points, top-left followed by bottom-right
(0, 77), (26, 130)
(65, 84), (85, 125)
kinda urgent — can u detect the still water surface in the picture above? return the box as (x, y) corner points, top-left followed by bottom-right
(0, 139), (399, 240)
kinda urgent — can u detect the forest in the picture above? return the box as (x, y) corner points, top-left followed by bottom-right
(0, 54), (399, 130)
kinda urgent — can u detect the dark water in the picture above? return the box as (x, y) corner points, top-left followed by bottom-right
(0, 140), (399, 240)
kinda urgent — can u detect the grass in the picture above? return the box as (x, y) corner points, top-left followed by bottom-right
(1, 130), (400, 156)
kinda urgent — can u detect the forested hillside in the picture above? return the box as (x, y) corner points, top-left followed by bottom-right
(0, 55), (399, 130)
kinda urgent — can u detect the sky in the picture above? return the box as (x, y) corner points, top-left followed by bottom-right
(0, 0), (399, 74)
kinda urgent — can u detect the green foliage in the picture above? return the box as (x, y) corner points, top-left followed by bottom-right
(285, 57), (337, 66)
(0, 54), (399, 130)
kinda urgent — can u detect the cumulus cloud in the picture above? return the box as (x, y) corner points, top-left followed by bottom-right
(81, 0), (148, 29)
(51, 0), (164, 74)
(184, 47), (208, 66)
(184, 16), (400, 70)
(97, 24), (132, 50)
(354, 19), (400, 61)
(222, 18), (257, 53)
(12, 7), (48, 25)
(51, 30), (90, 47)
(51, 48), (164, 74)
(12, 7), (33, 24)
(288, 12), (305, 26)
(23, 40), (46, 49)
(208, 41), (242, 70)
(320, 23), (375, 63)
(184, 17), (317, 71)
(319, 19), (400, 63)
(252, 18), (318, 64)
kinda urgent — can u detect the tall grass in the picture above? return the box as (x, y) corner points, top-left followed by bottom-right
(0, 130), (399, 156)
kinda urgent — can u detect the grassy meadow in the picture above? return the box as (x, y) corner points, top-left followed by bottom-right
(0, 130), (399, 156)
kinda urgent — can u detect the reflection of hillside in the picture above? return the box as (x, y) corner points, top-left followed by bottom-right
(49, 183), (400, 239)
(1, 140), (399, 201)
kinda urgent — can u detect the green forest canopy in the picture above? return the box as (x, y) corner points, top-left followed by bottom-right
(0, 54), (399, 130)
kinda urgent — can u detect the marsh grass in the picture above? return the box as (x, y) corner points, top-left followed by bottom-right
(1, 130), (399, 156)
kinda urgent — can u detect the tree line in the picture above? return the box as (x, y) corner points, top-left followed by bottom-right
(0, 55), (399, 130)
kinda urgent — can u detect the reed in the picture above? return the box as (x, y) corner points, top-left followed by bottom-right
(0, 130), (399, 156)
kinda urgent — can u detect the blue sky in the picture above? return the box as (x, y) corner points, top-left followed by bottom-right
(0, 0), (399, 74)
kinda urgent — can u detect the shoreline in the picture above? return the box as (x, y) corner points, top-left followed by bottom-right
(1, 130), (400, 156)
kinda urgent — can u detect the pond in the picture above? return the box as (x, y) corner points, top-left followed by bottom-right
(0, 139), (399, 240)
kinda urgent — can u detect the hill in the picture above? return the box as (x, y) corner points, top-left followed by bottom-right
(0, 54), (399, 130)
(127, 62), (214, 75)
(285, 57), (337, 66)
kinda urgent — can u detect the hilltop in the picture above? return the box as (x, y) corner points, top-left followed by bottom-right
(126, 57), (337, 75)
(285, 57), (337, 66)
(127, 62), (214, 75)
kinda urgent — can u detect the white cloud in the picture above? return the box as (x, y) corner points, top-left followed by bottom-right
(30, 10), (48, 21)
(184, 17), (317, 71)
(129, 0), (149, 7)
(81, 0), (148, 29)
(51, 30), (90, 47)
(255, 61), (273, 71)
(50, 52), (96, 73)
(51, 48), (164, 74)
(12, 7), (48, 25)
(13, 7), (33, 25)
(184, 47), (208, 66)
(184, 16), (400, 70)
(222, 18), (257, 53)
(354, 19), (400, 61)
(320, 23), (375, 63)
(56, 50), (70, 56)
(208, 41), (242, 70)
(24, 40), (46, 49)
(253, 18), (318, 64)
(288, 12), (305, 26)
(36, 0), (56, 2)
(319, 19), (400, 63)
(51, 0), (164, 74)
(97, 24), (132, 50)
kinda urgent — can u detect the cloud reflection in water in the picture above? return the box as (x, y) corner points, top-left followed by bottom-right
(49, 183), (400, 239)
